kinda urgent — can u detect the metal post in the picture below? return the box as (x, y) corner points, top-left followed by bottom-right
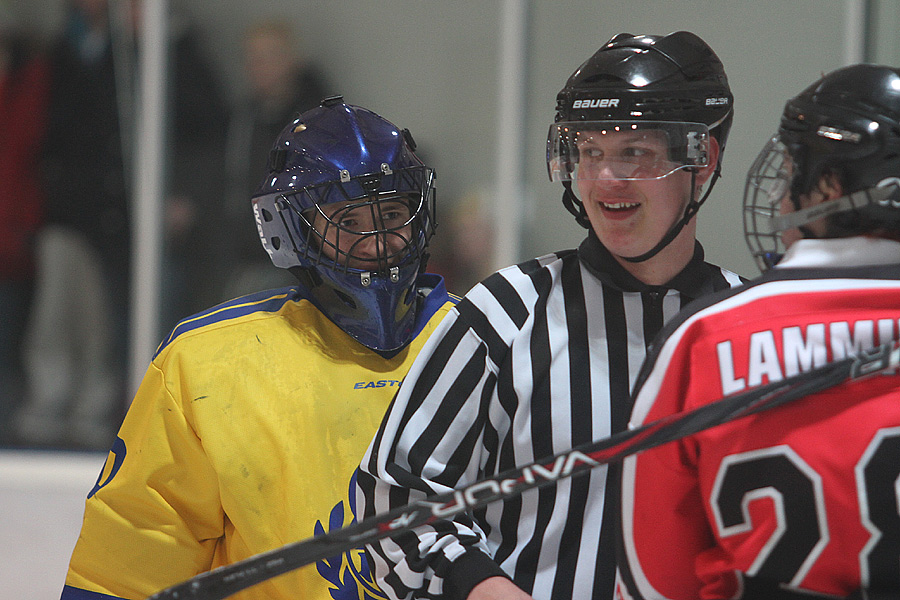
(844, 0), (867, 64)
(128, 0), (167, 398)
(493, 0), (529, 271)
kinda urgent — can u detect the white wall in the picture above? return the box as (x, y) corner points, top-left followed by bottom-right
(0, 451), (106, 599)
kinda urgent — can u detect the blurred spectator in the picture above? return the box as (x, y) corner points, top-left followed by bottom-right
(14, 0), (227, 449)
(15, 0), (127, 450)
(148, 0), (229, 328)
(0, 26), (50, 445)
(221, 19), (330, 298)
(427, 189), (495, 295)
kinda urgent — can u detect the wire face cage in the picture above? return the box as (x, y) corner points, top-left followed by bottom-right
(744, 135), (792, 271)
(255, 165), (436, 279)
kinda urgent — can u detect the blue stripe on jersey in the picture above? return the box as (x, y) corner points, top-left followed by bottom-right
(154, 287), (298, 357)
(61, 585), (126, 599)
(153, 275), (455, 359)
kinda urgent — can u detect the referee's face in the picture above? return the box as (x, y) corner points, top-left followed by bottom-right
(576, 132), (718, 264)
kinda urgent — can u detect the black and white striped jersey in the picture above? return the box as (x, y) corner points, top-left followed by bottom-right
(356, 233), (744, 600)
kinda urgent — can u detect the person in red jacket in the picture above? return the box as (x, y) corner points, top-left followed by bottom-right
(618, 64), (900, 600)
(0, 27), (49, 443)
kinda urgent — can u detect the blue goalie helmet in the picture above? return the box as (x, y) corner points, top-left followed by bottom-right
(251, 96), (437, 351)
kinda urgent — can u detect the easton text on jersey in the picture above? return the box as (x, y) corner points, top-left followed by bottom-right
(353, 379), (402, 389)
(716, 318), (900, 395)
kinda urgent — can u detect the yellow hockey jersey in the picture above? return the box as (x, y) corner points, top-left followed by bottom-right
(62, 275), (456, 600)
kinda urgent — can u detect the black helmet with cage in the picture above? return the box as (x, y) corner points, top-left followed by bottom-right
(252, 96), (437, 351)
(547, 31), (733, 262)
(744, 64), (900, 271)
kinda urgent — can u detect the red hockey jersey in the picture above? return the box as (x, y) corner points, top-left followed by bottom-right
(618, 238), (900, 600)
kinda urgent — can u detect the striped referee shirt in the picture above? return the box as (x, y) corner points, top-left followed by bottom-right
(356, 232), (744, 600)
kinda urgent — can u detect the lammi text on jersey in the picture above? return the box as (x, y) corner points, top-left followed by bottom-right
(716, 317), (900, 395)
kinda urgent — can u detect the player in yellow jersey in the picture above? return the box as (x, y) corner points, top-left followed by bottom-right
(61, 96), (458, 600)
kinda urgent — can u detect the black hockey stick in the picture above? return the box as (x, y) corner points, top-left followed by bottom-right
(148, 341), (900, 600)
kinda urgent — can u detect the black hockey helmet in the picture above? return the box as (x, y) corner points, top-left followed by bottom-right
(781, 64), (900, 205)
(553, 31), (733, 151)
(744, 64), (900, 270)
(548, 31), (733, 262)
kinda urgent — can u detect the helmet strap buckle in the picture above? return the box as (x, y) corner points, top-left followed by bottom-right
(686, 131), (707, 164)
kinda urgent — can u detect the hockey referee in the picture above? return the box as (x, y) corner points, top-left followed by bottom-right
(356, 31), (745, 600)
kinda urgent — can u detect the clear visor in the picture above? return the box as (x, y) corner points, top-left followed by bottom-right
(547, 121), (710, 182)
(743, 135), (793, 271)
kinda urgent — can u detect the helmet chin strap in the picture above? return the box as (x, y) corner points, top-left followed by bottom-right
(769, 181), (900, 237)
(562, 181), (591, 229)
(789, 186), (818, 240)
(622, 167), (718, 263)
